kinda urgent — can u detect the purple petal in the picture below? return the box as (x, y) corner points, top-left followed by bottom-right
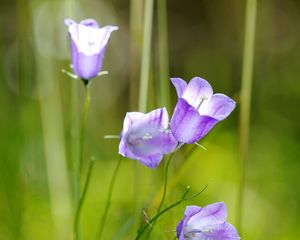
(121, 112), (145, 135)
(195, 223), (240, 240)
(64, 18), (76, 26)
(71, 49), (104, 79)
(80, 19), (99, 28)
(184, 205), (202, 218)
(139, 153), (164, 169)
(171, 78), (187, 97)
(143, 108), (169, 128)
(187, 202), (227, 230)
(201, 93), (236, 120)
(182, 77), (213, 109)
(118, 108), (177, 168)
(119, 112), (145, 158)
(177, 206), (202, 240)
(125, 119), (176, 160)
(176, 219), (184, 240)
(68, 24), (118, 56)
(170, 98), (218, 143)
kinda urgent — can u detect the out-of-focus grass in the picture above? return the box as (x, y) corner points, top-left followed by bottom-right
(1, 0), (300, 239)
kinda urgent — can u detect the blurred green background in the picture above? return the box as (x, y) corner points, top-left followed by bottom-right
(1, 0), (300, 239)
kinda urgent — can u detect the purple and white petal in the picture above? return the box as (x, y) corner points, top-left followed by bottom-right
(64, 18), (76, 26)
(119, 108), (176, 168)
(69, 24), (118, 56)
(177, 202), (239, 240)
(143, 107), (169, 129)
(138, 153), (164, 169)
(176, 219), (184, 240)
(200, 93), (236, 121)
(196, 223), (240, 240)
(66, 19), (118, 79)
(184, 206), (202, 217)
(120, 112), (145, 136)
(171, 78), (187, 97)
(125, 118), (175, 158)
(170, 98), (218, 144)
(72, 51), (104, 79)
(187, 202), (227, 230)
(182, 77), (213, 109)
(80, 19), (99, 28)
(176, 206), (202, 240)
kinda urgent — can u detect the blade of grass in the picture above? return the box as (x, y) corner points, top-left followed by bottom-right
(138, 0), (154, 113)
(157, 0), (171, 111)
(237, 0), (257, 235)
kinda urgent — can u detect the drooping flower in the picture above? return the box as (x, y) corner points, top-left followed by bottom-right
(170, 77), (236, 144)
(176, 202), (240, 240)
(64, 18), (118, 80)
(119, 108), (178, 168)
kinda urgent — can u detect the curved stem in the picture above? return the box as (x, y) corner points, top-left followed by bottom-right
(145, 151), (176, 239)
(97, 156), (123, 240)
(157, 152), (175, 212)
(74, 158), (95, 240)
(136, 185), (208, 239)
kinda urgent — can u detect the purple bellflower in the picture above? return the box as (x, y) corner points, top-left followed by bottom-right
(119, 108), (178, 169)
(65, 18), (118, 81)
(176, 202), (240, 240)
(170, 77), (236, 144)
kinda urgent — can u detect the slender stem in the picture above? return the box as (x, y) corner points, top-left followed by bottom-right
(138, 0), (154, 112)
(79, 85), (91, 179)
(157, 152), (175, 212)
(238, 0), (257, 234)
(136, 186), (208, 239)
(97, 156), (123, 240)
(145, 152), (175, 239)
(157, 0), (171, 111)
(74, 158), (95, 240)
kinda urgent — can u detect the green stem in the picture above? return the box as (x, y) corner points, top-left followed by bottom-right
(97, 156), (123, 240)
(79, 85), (90, 179)
(238, 0), (257, 234)
(157, 153), (175, 212)
(157, 0), (171, 111)
(74, 158), (95, 240)
(136, 186), (208, 239)
(138, 0), (154, 112)
(145, 152), (175, 239)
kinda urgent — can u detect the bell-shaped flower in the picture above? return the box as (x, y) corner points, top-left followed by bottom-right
(119, 108), (178, 168)
(65, 18), (118, 80)
(170, 77), (236, 144)
(176, 202), (240, 240)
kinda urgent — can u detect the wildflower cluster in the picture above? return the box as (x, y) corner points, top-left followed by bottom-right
(119, 77), (236, 167)
(65, 18), (240, 240)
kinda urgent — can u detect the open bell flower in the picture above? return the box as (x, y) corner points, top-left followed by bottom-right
(64, 18), (118, 80)
(170, 77), (236, 144)
(176, 202), (240, 240)
(118, 108), (178, 169)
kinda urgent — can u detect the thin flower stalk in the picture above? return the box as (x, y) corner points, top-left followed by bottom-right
(145, 151), (176, 239)
(79, 85), (91, 180)
(74, 158), (95, 240)
(97, 156), (123, 240)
